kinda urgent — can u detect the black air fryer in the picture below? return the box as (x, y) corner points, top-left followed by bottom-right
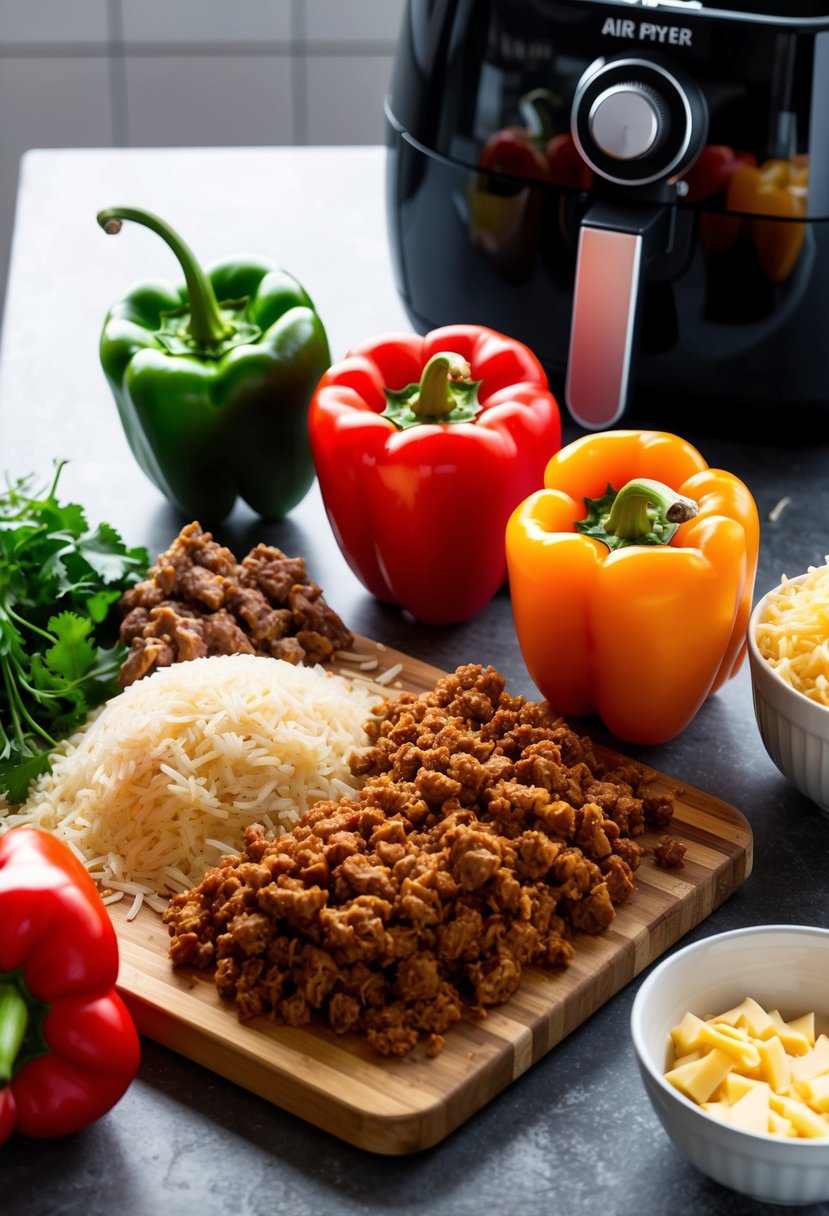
(385, 0), (829, 428)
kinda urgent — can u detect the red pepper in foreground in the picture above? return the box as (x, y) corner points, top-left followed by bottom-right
(309, 325), (562, 625)
(0, 827), (140, 1145)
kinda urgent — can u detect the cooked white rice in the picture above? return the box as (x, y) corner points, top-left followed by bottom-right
(0, 654), (380, 906)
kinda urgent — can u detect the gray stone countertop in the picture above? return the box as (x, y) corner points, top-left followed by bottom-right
(1, 147), (828, 1216)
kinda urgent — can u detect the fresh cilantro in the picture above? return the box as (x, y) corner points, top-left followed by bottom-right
(0, 461), (148, 803)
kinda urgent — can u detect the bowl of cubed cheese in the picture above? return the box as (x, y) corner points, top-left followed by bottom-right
(631, 925), (829, 1206)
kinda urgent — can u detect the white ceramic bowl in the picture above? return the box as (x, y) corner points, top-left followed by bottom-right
(631, 925), (829, 1206)
(748, 576), (829, 817)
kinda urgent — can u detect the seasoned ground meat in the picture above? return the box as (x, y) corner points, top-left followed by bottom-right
(164, 664), (676, 1058)
(118, 522), (352, 685)
(653, 834), (687, 868)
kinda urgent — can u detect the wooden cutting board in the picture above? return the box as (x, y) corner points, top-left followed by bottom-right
(109, 636), (753, 1155)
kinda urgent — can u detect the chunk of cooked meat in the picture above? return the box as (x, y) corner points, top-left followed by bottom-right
(118, 522), (352, 684)
(653, 834), (687, 868)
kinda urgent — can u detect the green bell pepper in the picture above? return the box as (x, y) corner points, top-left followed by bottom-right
(97, 206), (330, 522)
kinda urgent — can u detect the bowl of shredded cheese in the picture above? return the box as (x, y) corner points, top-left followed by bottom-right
(748, 565), (829, 815)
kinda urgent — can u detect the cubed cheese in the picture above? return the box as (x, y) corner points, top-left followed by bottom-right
(795, 1073), (829, 1113)
(719, 1072), (766, 1104)
(666, 1048), (734, 1104)
(711, 997), (775, 1038)
(770, 1094), (829, 1139)
(766, 1009), (812, 1056)
(791, 1037), (829, 1084)
(767, 1110), (796, 1137)
(787, 1012), (816, 1048)
(756, 1035), (791, 1092)
(671, 1011), (706, 1056)
(698, 1021), (761, 1070)
(729, 1083), (771, 1134)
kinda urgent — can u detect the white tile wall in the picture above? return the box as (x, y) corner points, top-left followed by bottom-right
(0, 0), (407, 320)
(303, 0), (405, 43)
(305, 54), (394, 145)
(0, 0), (109, 44)
(125, 56), (294, 146)
(120, 0), (292, 45)
(0, 56), (114, 155)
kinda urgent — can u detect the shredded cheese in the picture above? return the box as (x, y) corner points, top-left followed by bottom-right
(755, 564), (829, 705)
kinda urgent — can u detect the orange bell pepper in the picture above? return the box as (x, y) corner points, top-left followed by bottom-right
(505, 430), (759, 744)
(725, 157), (809, 282)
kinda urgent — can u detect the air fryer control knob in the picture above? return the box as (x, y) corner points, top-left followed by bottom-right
(572, 56), (708, 187)
(588, 83), (665, 161)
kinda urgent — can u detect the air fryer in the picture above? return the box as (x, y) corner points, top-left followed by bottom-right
(385, 0), (829, 428)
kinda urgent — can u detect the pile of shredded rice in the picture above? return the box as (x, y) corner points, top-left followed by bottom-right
(0, 654), (380, 917)
(755, 563), (829, 705)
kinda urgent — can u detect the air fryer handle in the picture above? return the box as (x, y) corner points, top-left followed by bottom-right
(565, 201), (668, 430)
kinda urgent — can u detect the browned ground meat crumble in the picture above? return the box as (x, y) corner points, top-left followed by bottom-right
(164, 663), (680, 1058)
(653, 834), (687, 868)
(118, 522), (353, 685)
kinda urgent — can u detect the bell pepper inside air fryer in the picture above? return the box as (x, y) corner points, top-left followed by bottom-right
(506, 430), (759, 745)
(725, 157), (809, 283)
(98, 206), (330, 522)
(308, 325), (562, 626)
(0, 827), (140, 1144)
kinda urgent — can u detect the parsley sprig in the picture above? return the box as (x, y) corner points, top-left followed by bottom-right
(0, 461), (148, 803)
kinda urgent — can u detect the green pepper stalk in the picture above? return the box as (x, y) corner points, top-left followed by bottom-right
(518, 88), (558, 145)
(381, 351), (483, 430)
(97, 205), (331, 521)
(576, 478), (700, 551)
(98, 207), (233, 350)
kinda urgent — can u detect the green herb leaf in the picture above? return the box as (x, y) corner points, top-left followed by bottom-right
(0, 750), (52, 805)
(43, 612), (96, 681)
(0, 461), (148, 802)
(84, 588), (123, 624)
(77, 522), (147, 584)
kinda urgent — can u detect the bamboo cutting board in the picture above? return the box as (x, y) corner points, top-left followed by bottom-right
(109, 636), (753, 1154)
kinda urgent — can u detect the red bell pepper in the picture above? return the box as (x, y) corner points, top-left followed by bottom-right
(680, 145), (755, 205)
(0, 827), (140, 1144)
(680, 145), (755, 260)
(309, 325), (562, 625)
(544, 133), (594, 191)
(479, 89), (555, 183)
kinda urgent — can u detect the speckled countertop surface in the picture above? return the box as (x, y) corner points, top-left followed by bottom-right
(2, 147), (829, 1216)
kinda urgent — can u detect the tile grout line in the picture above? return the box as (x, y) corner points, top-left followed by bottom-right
(106, 0), (129, 147)
(291, 0), (307, 146)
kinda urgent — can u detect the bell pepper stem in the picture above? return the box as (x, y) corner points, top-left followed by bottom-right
(97, 206), (232, 347)
(605, 478), (699, 540)
(518, 89), (556, 142)
(409, 352), (473, 419)
(0, 983), (28, 1084)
